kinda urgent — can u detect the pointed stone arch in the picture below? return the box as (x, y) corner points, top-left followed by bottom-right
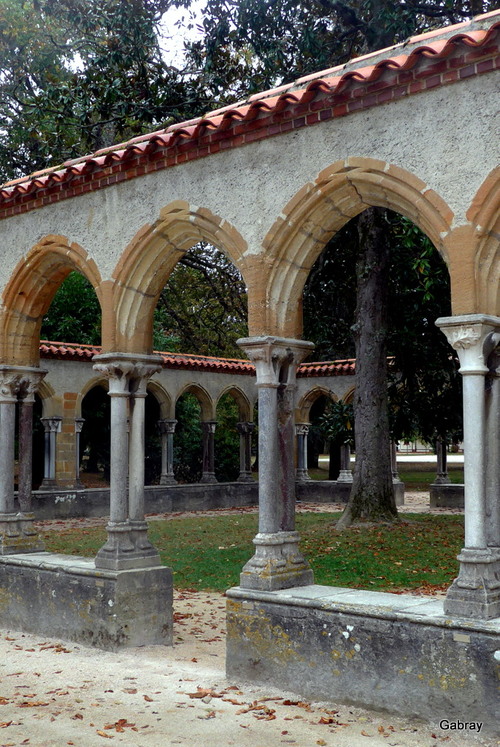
(262, 158), (454, 337)
(217, 386), (253, 422)
(0, 236), (103, 366)
(147, 380), (173, 419)
(296, 387), (337, 423)
(176, 383), (215, 421)
(112, 202), (249, 353)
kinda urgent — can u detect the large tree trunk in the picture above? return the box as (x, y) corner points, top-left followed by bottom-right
(337, 207), (398, 529)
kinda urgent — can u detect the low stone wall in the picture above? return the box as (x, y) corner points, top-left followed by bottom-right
(226, 585), (500, 737)
(23, 480), (405, 520)
(0, 553), (172, 650)
(429, 483), (464, 508)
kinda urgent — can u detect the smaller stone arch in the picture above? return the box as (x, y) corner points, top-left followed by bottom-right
(342, 387), (356, 405)
(216, 386), (253, 422)
(147, 380), (173, 419)
(176, 383), (215, 421)
(112, 202), (249, 353)
(0, 236), (103, 366)
(296, 387), (337, 423)
(35, 379), (57, 417)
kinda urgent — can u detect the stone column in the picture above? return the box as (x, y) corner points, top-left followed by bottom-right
(390, 441), (402, 484)
(158, 419), (177, 485)
(200, 421), (217, 483)
(237, 336), (314, 591)
(437, 314), (500, 619)
(93, 353), (162, 570)
(40, 416), (62, 487)
(295, 423), (311, 482)
(0, 367), (46, 553)
(434, 437), (450, 484)
(236, 421), (255, 482)
(337, 443), (353, 483)
(74, 418), (85, 487)
(485, 342), (500, 557)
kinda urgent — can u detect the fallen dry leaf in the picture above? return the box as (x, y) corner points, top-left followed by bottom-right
(361, 730), (372, 737)
(143, 695), (153, 702)
(0, 721), (12, 728)
(96, 730), (114, 739)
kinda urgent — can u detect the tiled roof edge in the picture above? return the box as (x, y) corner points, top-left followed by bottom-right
(1, 10), (498, 205)
(39, 341), (355, 376)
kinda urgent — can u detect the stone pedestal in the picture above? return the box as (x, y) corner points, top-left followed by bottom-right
(74, 417), (85, 488)
(437, 314), (500, 619)
(237, 337), (314, 591)
(337, 443), (353, 483)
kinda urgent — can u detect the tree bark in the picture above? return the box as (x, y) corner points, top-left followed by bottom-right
(337, 207), (397, 529)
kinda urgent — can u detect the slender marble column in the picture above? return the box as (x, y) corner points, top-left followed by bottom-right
(74, 418), (85, 487)
(337, 443), (353, 483)
(201, 421), (217, 483)
(437, 315), (500, 619)
(236, 421), (255, 482)
(434, 437), (450, 484)
(0, 367), (46, 554)
(237, 336), (314, 591)
(93, 353), (162, 570)
(485, 344), (500, 552)
(295, 423), (311, 482)
(40, 417), (62, 487)
(158, 419), (177, 485)
(390, 441), (402, 484)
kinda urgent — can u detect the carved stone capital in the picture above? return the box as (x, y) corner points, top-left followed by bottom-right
(157, 419), (177, 435)
(202, 420), (217, 435)
(93, 353), (162, 396)
(295, 423), (310, 436)
(0, 366), (47, 403)
(436, 315), (500, 375)
(237, 336), (314, 387)
(74, 417), (85, 433)
(40, 416), (62, 433)
(236, 421), (255, 436)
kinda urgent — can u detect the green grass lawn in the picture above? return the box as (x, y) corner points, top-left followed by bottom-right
(308, 464), (463, 490)
(42, 512), (463, 594)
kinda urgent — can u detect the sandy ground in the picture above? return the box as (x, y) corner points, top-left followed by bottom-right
(1, 493), (496, 747)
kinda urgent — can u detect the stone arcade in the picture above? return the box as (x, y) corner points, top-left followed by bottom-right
(0, 10), (498, 735)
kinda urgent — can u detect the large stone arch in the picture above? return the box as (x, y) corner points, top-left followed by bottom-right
(262, 157), (455, 337)
(467, 167), (500, 316)
(111, 202), (249, 354)
(217, 386), (253, 422)
(0, 236), (103, 366)
(176, 383), (215, 421)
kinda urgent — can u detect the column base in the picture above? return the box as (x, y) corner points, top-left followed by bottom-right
(295, 469), (311, 482)
(159, 474), (177, 485)
(200, 472), (218, 484)
(444, 547), (500, 619)
(433, 475), (451, 485)
(0, 513), (44, 554)
(337, 470), (353, 483)
(39, 478), (58, 489)
(240, 531), (314, 591)
(237, 471), (254, 483)
(95, 521), (161, 571)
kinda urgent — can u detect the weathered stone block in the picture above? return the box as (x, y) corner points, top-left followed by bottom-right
(430, 483), (464, 508)
(226, 585), (500, 737)
(0, 553), (173, 650)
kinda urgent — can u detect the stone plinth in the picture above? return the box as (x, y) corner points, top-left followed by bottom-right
(430, 483), (464, 508)
(0, 553), (173, 650)
(226, 585), (500, 738)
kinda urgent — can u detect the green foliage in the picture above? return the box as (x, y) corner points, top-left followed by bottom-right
(214, 394), (241, 482)
(40, 271), (101, 344)
(156, 243), (248, 357)
(42, 511), (464, 592)
(174, 392), (203, 482)
(303, 213), (462, 446)
(319, 401), (355, 447)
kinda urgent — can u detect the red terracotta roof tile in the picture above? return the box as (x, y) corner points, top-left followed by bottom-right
(1, 11), (498, 204)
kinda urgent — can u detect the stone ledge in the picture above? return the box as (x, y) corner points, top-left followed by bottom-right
(0, 553), (173, 650)
(226, 584), (500, 736)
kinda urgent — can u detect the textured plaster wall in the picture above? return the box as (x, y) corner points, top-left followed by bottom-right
(0, 73), (496, 291)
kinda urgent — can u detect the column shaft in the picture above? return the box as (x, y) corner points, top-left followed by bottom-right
(109, 392), (129, 524)
(0, 402), (16, 513)
(18, 400), (34, 512)
(258, 385), (279, 533)
(462, 374), (487, 549)
(129, 392), (146, 522)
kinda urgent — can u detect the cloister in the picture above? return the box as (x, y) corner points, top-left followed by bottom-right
(0, 9), (498, 733)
